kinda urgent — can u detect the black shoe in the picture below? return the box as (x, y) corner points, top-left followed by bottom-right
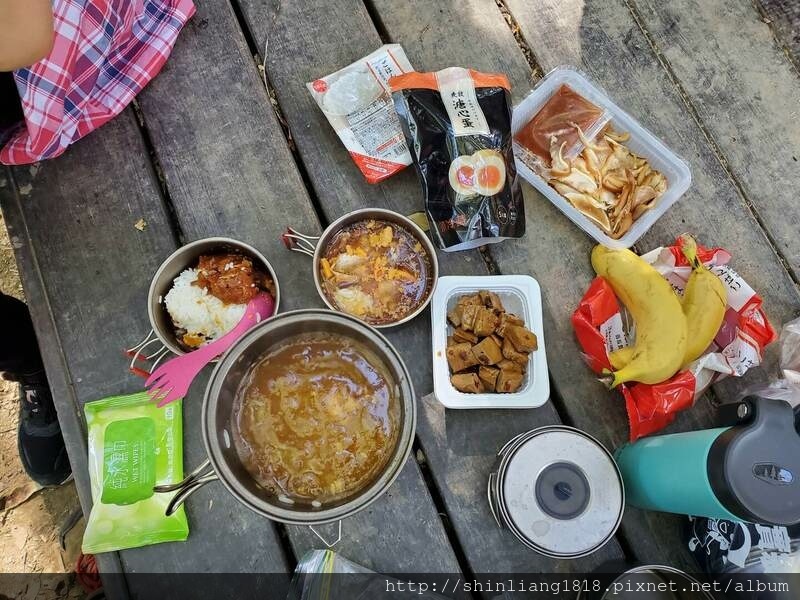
(15, 372), (72, 486)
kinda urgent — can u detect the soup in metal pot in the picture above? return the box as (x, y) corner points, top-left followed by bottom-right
(319, 219), (433, 325)
(232, 333), (399, 506)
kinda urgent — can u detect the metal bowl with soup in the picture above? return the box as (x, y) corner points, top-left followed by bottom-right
(154, 310), (416, 542)
(284, 208), (438, 328)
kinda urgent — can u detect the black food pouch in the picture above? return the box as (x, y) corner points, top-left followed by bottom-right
(390, 67), (524, 251)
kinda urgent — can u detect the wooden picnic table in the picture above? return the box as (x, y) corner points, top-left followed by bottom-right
(2, 0), (799, 597)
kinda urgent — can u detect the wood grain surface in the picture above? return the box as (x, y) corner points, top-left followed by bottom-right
(2, 0), (798, 588)
(0, 110), (175, 597)
(502, 0), (800, 565)
(633, 0), (800, 281)
(376, 0), (800, 570)
(756, 0), (800, 65)
(134, 0), (464, 578)
(239, 0), (624, 582)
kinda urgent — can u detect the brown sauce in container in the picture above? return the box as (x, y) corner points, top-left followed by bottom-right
(514, 84), (604, 164)
(194, 253), (272, 305)
(232, 334), (399, 505)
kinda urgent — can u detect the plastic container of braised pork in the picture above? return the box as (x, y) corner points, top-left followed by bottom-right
(431, 275), (549, 409)
(512, 66), (691, 248)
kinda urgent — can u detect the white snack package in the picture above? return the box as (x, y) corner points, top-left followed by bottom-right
(307, 44), (413, 184)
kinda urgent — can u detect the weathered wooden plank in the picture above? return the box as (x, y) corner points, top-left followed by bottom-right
(756, 0), (800, 65)
(2, 116), (292, 588)
(285, 456), (470, 580)
(238, 0), (489, 395)
(134, 0), (463, 576)
(370, 0), (795, 571)
(632, 0), (800, 281)
(237, 0), (624, 580)
(0, 108), (179, 597)
(128, 0), (310, 580)
(363, 0), (629, 575)
(474, 0), (800, 568)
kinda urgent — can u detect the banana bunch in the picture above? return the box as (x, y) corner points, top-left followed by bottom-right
(592, 235), (727, 387)
(677, 234), (727, 367)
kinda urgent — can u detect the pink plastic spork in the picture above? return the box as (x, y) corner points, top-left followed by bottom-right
(145, 292), (275, 407)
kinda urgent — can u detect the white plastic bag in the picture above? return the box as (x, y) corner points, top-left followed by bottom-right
(287, 550), (450, 599)
(740, 315), (800, 408)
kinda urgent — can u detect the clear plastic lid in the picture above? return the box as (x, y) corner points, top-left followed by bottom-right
(511, 66), (692, 248)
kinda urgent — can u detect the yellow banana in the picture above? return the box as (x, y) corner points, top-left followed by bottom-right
(592, 245), (688, 387)
(678, 234), (727, 368)
(608, 346), (635, 370)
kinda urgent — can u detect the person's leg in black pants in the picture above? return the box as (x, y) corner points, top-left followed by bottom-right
(0, 291), (44, 374)
(1, 292), (71, 485)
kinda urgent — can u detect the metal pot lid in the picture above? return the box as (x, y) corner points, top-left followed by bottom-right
(498, 426), (624, 557)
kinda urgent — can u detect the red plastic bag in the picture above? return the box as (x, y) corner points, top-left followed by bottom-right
(572, 239), (777, 441)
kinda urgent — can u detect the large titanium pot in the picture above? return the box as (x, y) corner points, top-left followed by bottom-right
(154, 309), (416, 545)
(283, 207), (438, 328)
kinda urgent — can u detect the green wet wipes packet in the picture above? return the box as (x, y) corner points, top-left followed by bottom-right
(82, 392), (189, 553)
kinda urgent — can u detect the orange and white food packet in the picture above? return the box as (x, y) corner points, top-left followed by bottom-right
(307, 45), (413, 184)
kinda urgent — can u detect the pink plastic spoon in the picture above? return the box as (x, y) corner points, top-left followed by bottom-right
(145, 292), (275, 407)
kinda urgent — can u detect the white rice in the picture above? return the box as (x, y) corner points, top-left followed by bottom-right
(323, 69), (382, 115)
(164, 268), (246, 346)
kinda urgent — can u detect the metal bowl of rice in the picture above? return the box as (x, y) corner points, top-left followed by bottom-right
(147, 237), (280, 356)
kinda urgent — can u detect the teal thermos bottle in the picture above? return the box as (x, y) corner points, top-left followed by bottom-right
(615, 397), (800, 525)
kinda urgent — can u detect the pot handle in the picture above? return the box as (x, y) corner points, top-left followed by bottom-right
(164, 475), (218, 516)
(308, 520), (342, 548)
(124, 328), (169, 378)
(282, 227), (319, 258)
(154, 458), (219, 516)
(487, 472), (503, 529)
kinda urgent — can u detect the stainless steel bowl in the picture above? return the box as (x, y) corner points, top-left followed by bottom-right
(147, 237), (281, 356)
(156, 309), (416, 529)
(285, 208), (438, 328)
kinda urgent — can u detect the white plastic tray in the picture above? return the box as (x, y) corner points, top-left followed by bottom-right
(512, 66), (692, 248)
(431, 275), (549, 409)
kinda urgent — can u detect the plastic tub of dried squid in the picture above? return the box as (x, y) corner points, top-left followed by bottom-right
(511, 66), (691, 248)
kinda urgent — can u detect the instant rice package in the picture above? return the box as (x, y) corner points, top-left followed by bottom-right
(390, 67), (525, 251)
(572, 239), (777, 441)
(307, 45), (414, 184)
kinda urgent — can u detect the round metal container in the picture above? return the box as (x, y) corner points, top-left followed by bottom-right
(577, 565), (717, 600)
(488, 426), (624, 558)
(147, 237), (281, 356)
(285, 207), (438, 328)
(156, 309), (416, 527)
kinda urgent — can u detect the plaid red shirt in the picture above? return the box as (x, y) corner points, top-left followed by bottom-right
(1, 0), (195, 165)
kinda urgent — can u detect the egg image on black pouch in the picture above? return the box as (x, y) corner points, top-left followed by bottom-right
(472, 149), (506, 196)
(448, 155), (478, 196)
(448, 150), (506, 197)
